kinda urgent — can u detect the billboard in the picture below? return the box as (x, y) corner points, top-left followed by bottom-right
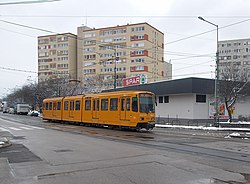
(208, 100), (236, 119)
(122, 75), (147, 87)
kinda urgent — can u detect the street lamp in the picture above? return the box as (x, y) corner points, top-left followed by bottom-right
(198, 16), (220, 124)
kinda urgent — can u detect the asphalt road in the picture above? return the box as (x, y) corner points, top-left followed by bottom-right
(1, 113), (250, 184)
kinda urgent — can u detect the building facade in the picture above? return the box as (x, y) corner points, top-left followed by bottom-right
(219, 38), (250, 80)
(77, 23), (172, 90)
(106, 77), (250, 124)
(38, 33), (77, 83)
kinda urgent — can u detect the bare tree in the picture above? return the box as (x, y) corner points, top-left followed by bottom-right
(3, 75), (80, 111)
(219, 62), (249, 122)
(81, 74), (105, 94)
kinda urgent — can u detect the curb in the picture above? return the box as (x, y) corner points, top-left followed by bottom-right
(0, 137), (12, 149)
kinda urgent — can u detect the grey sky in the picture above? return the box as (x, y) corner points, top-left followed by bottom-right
(1, 0), (250, 98)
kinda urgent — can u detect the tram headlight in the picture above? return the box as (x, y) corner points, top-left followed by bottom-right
(140, 117), (144, 121)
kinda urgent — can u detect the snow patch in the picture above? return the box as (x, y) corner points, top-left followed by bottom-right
(229, 132), (241, 137)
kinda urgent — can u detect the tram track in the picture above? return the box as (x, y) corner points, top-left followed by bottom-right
(1, 113), (250, 165)
(43, 122), (250, 165)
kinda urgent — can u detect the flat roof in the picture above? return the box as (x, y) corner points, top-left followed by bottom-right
(38, 33), (77, 38)
(104, 77), (250, 96)
(78, 22), (164, 35)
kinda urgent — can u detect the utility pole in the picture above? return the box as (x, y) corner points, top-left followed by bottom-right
(198, 16), (220, 124)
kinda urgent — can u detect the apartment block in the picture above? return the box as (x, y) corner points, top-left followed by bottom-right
(77, 23), (171, 89)
(219, 38), (250, 79)
(38, 33), (77, 83)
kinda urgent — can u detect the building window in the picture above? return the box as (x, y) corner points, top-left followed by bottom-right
(159, 96), (163, 103)
(164, 96), (169, 103)
(196, 94), (206, 103)
(159, 96), (169, 103)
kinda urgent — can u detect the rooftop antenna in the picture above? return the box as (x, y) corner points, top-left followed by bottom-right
(85, 15), (88, 27)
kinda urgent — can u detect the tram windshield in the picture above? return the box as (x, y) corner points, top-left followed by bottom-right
(139, 93), (155, 113)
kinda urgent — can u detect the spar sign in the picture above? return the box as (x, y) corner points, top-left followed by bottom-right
(122, 75), (147, 87)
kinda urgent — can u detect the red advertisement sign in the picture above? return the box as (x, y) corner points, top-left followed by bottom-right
(122, 76), (141, 87)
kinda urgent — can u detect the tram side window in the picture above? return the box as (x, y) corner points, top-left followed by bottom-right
(45, 103), (49, 110)
(126, 98), (130, 111)
(57, 102), (61, 110)
(93, 99), (99, 111)
(110, 98), (118, 111)
(53, 102), (56, 110)
(132, 97), (138, 112)
(49, 102), (52, 110)
(96, 100), (99, 111)
(70, 101), (74, 110)
(75, 100), (80, 110)
(85, 99), (91, 110)
(64, 101), (68, 110)
(101, 99), (108, 111)
(121, 99), (125, 111)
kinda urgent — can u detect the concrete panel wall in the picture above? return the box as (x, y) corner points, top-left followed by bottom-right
(156, 94), (194, 120)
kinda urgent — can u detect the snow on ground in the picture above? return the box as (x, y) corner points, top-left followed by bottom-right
(156, 121), (250, 131)
(155, 124), (250, 132)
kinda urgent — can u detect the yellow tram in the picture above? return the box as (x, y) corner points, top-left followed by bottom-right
(42, 91), (156, 130)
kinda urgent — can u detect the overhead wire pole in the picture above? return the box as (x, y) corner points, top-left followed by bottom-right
(198, 16), (220, 124)
(114, 48), (117, 89)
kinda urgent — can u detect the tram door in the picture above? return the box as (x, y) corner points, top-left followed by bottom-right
(92, 98), (99, 119)
(120, 97), (130, 121)
(69, 100), (74, 117)
(52, 102), (57, 117)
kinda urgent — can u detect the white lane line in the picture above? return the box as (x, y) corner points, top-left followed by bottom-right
(28, 126), (44, 130)
(0, 127), (9, 132)
(19, 126), (33, 130)
(8, 127), (22, 131)
(0, 117), (44, 130)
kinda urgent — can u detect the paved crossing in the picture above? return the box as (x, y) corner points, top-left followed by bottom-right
(0, 126), (44, 132)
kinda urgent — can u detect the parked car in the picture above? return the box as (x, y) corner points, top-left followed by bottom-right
(28, 110), (40, 117)
(8, 108), (15, 114)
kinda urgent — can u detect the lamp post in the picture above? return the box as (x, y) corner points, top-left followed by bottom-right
(198, 16), (220, 124)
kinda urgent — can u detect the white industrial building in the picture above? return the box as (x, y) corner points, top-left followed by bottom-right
(108, 77), (250, 125)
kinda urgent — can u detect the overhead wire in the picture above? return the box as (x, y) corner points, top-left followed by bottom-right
(1, 17), (249, 80)
(0, 0), (60, 6)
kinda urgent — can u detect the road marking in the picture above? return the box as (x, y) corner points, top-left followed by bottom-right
(19, 126), (33, 130)
(8, 127), (22, 131)
(0, 117), (45, 131)
(28, 126), (44, 130)
(0, 127), (9, 132)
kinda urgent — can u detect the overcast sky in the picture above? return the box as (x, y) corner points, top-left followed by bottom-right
(1, 0), (250, 98)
